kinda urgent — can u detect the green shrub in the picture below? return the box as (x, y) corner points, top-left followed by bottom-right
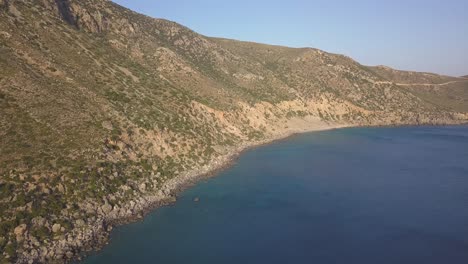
(30, 226), (50, 241)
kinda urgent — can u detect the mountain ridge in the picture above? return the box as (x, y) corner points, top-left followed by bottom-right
(1, 0), (468, 263)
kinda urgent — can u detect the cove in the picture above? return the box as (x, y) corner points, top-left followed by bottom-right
(81, 126), (468, 264)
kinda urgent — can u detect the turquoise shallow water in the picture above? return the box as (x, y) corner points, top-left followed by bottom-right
(82, 126), (468, 264)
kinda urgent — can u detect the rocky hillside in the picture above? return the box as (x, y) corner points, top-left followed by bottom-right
(1, 0), (467, 263)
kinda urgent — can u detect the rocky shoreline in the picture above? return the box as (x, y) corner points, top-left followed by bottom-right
(16, 121), (468, 264)
(16, 122), (349, 264)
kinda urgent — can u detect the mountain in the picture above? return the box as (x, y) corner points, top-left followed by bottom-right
(1, 0), (467, 263)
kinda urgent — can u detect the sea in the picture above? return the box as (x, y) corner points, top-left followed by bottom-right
(82, 126), (468, 264)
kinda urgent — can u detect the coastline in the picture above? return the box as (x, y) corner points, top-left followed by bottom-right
(73, 121), (349, 263)
(75, 123), (468, 264)
(166, 123), (352, 200)
(17, 121), (468, 263)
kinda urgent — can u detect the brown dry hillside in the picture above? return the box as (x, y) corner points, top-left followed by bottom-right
(0, 0), (467, 263)
(368, 66), (468, 112)
(369, 65), (461, 84)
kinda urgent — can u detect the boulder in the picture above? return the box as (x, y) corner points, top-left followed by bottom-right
(101, 203), (112, 214)
(52, 223), (61, 233)
(57, 183), (65, 193)
(75, 219), (85, 227)
(14, 224), (27, 240)
(82, 202), (95, 213)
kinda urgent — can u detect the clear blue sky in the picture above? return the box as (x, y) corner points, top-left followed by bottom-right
(112, 0), (467, 77)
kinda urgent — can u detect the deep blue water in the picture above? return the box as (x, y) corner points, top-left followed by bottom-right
(82, 126), (468, 264)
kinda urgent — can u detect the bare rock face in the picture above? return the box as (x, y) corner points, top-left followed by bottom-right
(31, 0), (109, 32)
(55, 0), (77, 27)
(69, 3), (109, 32)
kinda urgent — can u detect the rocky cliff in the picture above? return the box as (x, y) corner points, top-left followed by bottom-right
(1, 0), (467, 263)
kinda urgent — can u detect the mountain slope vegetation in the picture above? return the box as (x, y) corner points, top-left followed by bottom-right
(0, 0), (467, 262)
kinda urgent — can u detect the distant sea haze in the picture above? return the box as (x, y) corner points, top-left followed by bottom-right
(82, 126), (468, 264)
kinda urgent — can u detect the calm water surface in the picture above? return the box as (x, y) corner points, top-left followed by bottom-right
(82, 126), (468, 264)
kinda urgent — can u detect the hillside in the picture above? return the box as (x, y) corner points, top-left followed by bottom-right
(1, 0), (467, 263)
(366, 66), (468, 112)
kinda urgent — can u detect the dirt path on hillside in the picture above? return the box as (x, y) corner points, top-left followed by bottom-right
(372, 80), (468, 87)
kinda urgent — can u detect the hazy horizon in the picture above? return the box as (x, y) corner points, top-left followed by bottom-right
(112, 0), (467, 77)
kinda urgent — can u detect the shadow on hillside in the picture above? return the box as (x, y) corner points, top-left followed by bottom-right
(55, 0), (78, 28)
